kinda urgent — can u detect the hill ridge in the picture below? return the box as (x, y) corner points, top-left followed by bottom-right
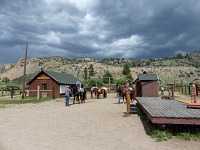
(0, 52), (199, 85)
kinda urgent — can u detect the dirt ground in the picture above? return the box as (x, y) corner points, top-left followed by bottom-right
(0, 93), (200, 150)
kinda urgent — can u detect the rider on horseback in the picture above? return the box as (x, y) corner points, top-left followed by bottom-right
(125, 80), (131, 91)
(76, 81), (81, 90)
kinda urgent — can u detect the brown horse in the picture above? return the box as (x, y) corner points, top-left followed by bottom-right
(91, 87), (106, 99)
(118, 86), (135, 103)
(118, 86), (126, 104)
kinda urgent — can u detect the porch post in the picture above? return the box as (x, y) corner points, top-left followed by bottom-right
(37, 86), (40, 99)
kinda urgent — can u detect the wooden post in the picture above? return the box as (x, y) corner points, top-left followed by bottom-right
(171, 84), (174, 98)
(109, 77), (111, 90)
(91, 91), (93, 99)
(52, 87), (55, 99)
(11, 89), (14, 98)
(189, 85), (191, 95)
(193, 84), (197, 103)
(85, 90), (87, 100)
(37, 86), (40, 99)
(125, 92), (130, 114)
(181, 80), (183, 93)
(22, 42), (28, 99)
(185, 85), (187, 94)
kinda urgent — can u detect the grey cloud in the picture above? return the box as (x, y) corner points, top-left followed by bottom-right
(0, 0), (200, 65)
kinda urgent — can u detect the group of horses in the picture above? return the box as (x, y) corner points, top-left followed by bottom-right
(90, 86), (135, 104)
(71, 86), (108, 104)
(71, 85), (134, 104)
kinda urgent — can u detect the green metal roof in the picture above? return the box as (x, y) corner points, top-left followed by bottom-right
(138, 73), (157, 81)
(44, 70), (81, 85)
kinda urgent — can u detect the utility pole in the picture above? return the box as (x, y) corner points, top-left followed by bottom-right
(108, 77), (111, 90)
(22, 42), (28, 99)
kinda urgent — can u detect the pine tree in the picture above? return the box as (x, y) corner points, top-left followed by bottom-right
(88, 64), (95, 79)
(84, 67), (88, 80)
(126, 72), (133, 81)
(122, 63), (130, 75)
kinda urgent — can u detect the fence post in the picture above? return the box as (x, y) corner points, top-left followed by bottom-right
(52, 87), (55, 99)
(11, 89), (14, 98)
(125, 92), (130, 115)
(91, 91), (93, 99)
(37, 86), (40, 99)
(185, 85), (187, 94)
(85, 90), (87, 100)
(172, 84), (174, 99)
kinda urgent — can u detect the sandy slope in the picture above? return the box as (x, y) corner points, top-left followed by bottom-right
(0, 93), (200, 150)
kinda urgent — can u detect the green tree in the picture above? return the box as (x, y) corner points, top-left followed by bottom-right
(84, 67), (88, 80)
(122, 63), (130, 75)
(6, 83), (20, 90)
(146, 60), (151, 66)
(88, 64), (95, 79)
(126, 72), (133, 81)
(176, 53), (183, 59)
(137, 62), (141, 67)
(131, 61), (137, 67)
(103, 71), (114, 84)
(115, 78), (126, 86)
(2, 77), (9, 83)
(83, 79), (96, 87)
(83, 79), (104, 87)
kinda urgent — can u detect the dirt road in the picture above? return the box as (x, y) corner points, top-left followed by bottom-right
(0, 93), (200, 150)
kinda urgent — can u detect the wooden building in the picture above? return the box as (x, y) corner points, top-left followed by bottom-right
(133, 72), (158, 97)
(28, 70), (81, 98)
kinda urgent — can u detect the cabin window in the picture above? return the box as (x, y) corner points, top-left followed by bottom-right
(42, 84), (47, 90)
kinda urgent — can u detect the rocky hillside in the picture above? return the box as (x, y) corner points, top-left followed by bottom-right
(0, 52), (199, 85)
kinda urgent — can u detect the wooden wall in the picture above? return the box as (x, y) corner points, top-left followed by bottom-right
(141, 81), (158, 97)
(135, 80), (158, 97)
(29, 73), (60, 98)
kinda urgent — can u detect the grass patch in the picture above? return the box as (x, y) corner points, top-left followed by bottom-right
(149, 126), (173, 142)
(151, 129), (173, 142)
(170, 124), (200, 141)
(123, 112), (130, 117)
(0, 97), (52, 105)
(177, 133), (191, 140)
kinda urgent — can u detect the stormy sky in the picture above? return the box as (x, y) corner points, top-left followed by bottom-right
(0, 0), (200, 66)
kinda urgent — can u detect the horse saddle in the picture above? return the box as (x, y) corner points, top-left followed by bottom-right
(79, 88), (84, 92)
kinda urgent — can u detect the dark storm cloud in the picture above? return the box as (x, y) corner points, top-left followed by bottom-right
(0, 0), (200, 65)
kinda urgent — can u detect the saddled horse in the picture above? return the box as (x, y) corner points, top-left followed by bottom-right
(72, 86), (86, 104)
(129, 87), (136, 103)
(118, 86), (126, 104)
(118, 86), (136, 104)
(91, 87), (107, 99)
(79, 88), (86, 103)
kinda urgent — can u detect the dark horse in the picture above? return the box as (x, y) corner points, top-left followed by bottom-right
(91, 87), (107, 99)
(72, 86), (86, 104)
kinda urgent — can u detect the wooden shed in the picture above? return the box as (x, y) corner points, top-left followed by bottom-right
(28, 70), (81, 98)
(133, 72), (158, 97)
